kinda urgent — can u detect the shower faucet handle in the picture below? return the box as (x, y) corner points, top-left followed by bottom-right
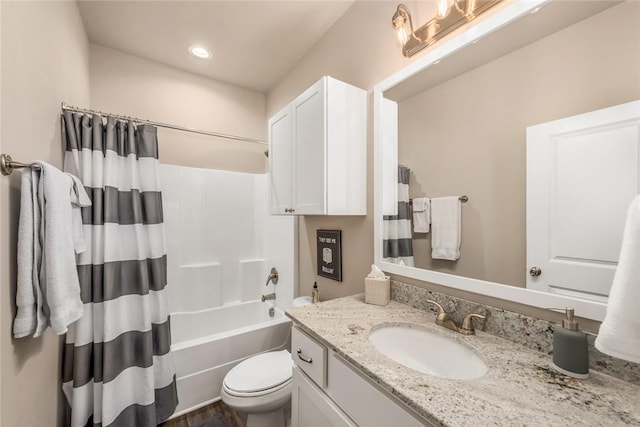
(265, 267), (279, 286)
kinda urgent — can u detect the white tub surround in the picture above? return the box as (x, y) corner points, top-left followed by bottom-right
(160, 165), (297, 418)
(286, 295), (640, 426)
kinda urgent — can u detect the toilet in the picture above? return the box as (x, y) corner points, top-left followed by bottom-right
(221, 297), (311, 427)
(221, 350), (293, 427)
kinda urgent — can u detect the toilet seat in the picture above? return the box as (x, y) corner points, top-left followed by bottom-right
(223, 350), (293, 397)
(223, 378), (292, 398)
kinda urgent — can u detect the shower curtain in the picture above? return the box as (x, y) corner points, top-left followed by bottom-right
(383, 165), (414, 266)
(61, 112), (177, 426)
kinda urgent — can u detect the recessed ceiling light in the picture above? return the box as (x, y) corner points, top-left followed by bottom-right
(189, 45), (211, 59)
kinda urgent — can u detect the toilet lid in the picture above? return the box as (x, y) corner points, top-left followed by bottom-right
(224, 350), (293, 394)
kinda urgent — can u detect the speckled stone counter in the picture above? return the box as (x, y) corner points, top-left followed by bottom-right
(286, 295), (640, 426)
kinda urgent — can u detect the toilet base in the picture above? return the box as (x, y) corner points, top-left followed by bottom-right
(246, 409), (285, 427)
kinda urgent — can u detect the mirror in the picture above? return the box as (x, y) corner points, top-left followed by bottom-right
(374, 0), (640, 321)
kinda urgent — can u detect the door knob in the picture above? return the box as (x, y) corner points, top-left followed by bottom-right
(529, 267), (542, 277)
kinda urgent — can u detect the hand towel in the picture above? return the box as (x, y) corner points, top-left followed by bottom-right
(595, 195), (640, 363)
(430, 196), (461, 261)
(13, 162), (90, 338)
(67, 173), (91, 254)
(412, 197), (430, 233)
(13, 169), (45, 338)
(39, 162), (87, 336)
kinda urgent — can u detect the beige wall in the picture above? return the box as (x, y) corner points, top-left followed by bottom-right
(0, 1), (90, 426)
(267, 1), (420, 300)
(400, 2), (640, 287)
(2, 1), (633, 423)
(90, 44), (268, 173)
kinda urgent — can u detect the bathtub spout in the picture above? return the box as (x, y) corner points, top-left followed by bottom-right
(261, 293), (276, 302)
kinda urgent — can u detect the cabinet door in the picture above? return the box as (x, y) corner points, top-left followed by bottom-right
(292, 367), (356, 427)
(269, 107), (293, 214)
(292, 79), (326, 215)
(326, 352), (430, 427)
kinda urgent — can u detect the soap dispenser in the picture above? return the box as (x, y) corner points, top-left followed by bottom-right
(551, 308), (589, 379)
(311, 282), (319, 303)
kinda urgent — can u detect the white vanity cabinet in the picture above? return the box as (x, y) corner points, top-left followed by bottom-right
(268, 76), (367, 215)
(291, 326), (430, 427)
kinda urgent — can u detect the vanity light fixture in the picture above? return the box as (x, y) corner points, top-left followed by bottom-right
(188, 45), (211, 59)
(392, 0), (503, 57)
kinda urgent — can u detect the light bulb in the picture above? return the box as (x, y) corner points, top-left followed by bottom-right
(392, 12), (409, 46)
(397, 26), (410, 45)
(465, 0), (477, 16)
(436, 0), (451, 19)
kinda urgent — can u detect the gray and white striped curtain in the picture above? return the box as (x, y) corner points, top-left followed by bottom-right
(383, 165), (414, 266)
(61, 112), (177, 426)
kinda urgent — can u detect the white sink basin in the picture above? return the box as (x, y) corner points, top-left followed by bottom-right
(369, 324), (488, 380)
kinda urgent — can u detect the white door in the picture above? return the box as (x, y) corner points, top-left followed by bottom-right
(269, 107), (293, 214)
(526, 100), (640, 302)
(292, 78), (326, 215)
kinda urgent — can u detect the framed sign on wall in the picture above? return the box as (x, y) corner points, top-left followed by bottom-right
(317, 229), (342, 281)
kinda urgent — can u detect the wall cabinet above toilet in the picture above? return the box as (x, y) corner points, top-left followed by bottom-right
(268, 76), (367, 215)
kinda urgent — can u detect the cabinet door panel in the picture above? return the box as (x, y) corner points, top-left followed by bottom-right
(269, 107), (293, 214)
(293, 79), (326, 214)
(292, 367), (356, 427)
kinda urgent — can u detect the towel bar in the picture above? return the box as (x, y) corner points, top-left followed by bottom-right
(410, 195), (468, 205)
(0, 153), (41, 176)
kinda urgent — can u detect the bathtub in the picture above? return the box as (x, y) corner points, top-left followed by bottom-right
(169, 300), (292, 418)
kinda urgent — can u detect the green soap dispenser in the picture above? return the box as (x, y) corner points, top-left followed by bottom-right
(551, 308), (589, 379)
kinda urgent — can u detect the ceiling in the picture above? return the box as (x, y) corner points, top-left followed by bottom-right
(77, 1), (354, 93)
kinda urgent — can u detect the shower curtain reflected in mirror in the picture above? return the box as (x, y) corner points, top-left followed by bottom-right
(61, 112), (178, 426)
(383, 165), (414, 266)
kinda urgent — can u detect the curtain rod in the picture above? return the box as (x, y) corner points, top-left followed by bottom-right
(61, 102), (268, 146)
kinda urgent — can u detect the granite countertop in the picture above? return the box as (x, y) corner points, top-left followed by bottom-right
(286, 294), (640, 426)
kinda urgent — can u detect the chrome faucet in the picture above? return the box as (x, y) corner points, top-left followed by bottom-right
(265, 267), (279, 286)
(261, 293), (276, 302)
(426, 300), (486, 335)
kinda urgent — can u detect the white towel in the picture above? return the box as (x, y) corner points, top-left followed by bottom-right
(595, 195), (640, 363)
(430, 196), (461, 261)
(13, 162), (91, 338)
(68, 173), (91, 254)
(412, 197), (430, 233)
(13, 169), (46, 338)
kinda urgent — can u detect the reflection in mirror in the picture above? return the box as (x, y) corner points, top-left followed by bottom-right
(526, 101), (640, 302)
(376, 0), (640, 319)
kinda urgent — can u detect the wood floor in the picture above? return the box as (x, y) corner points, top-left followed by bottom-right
(160, 401), (247, 427)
